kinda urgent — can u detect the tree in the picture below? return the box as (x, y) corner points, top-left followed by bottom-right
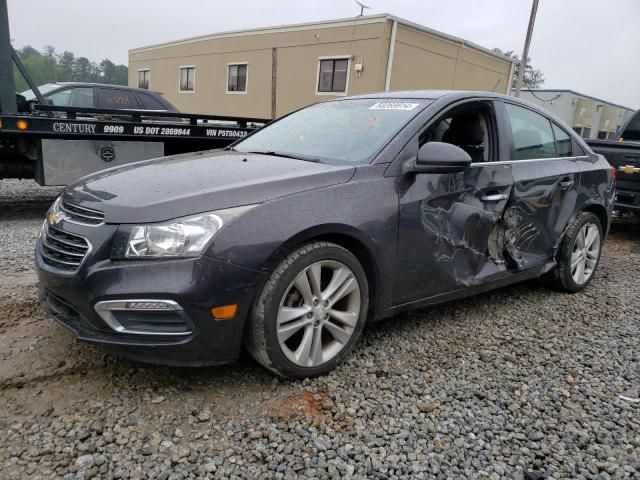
(57, 50), (75, 80)
(12, 46), (128, 91)
(493, 48), (544, 90)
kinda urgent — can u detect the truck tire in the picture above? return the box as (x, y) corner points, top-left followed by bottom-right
(244, 242), (369, 379)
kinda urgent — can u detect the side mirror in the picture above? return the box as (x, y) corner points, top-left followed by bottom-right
(403, 142), (472, 175)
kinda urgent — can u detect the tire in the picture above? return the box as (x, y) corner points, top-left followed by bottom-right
(548, 212), (603, 293)
(244, 242), (369, 379)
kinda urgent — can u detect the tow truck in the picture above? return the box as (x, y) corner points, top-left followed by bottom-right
(0, 0), (267, 186)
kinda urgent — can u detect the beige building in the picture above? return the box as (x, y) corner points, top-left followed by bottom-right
(518, 89), (635, 140)
(128, 14), (514, 119)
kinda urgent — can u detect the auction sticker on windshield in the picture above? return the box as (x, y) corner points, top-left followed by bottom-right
(369, 102), (420, 110)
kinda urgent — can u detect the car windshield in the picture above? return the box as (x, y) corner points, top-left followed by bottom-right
(20, 83), (65, 101)
(234, 99), (430, 164)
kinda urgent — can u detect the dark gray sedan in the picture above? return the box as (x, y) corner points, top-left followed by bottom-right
(21, 82), (178, 112)
(36, 91), (615, 378)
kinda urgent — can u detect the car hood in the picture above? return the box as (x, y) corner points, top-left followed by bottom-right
(63, 150), (355, 223)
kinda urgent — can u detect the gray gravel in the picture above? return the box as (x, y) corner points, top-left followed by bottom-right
(1, 179), (639, 479)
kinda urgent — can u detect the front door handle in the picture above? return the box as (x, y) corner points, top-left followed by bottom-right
(559, 178), (574, 189)
(481, 193), (509, 202)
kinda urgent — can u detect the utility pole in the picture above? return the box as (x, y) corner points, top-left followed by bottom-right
(514, 0), (539, 97)
(0, 0), (17, 113)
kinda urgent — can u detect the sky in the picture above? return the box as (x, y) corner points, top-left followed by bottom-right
(6, 0), (640, 109)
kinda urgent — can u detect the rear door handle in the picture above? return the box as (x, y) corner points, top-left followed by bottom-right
(480, 193), (509, 202)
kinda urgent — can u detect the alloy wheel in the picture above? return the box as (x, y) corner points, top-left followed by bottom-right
(276, 260), (361, 368)
(570, 222), (601, 285)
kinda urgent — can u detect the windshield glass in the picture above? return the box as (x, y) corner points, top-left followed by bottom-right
(20, 83), (63, 101)
(234, 99), (430, 164)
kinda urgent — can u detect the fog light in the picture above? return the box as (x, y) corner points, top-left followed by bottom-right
(211, 304), (238, 319)
(16, 119), (28, 131)
(125, 301), (175, 310)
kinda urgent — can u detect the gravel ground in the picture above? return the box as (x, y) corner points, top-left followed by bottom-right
(0, 179), (639, 480)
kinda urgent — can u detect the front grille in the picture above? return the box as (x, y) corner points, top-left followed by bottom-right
(41, 225), (90, 272)
(60, 201), (105, 226)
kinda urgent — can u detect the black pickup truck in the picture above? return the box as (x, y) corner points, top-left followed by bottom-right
(587, 110), (640, 214)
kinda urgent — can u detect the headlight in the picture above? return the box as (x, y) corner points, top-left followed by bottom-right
(112, 205), (257, 259)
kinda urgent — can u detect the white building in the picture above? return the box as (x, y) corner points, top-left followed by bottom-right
(517, 89), (635, 140)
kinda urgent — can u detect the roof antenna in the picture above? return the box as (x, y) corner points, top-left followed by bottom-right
(354, 0), (371, 16)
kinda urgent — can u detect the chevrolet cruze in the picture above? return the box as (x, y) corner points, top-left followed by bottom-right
(36, 91), (615, 378)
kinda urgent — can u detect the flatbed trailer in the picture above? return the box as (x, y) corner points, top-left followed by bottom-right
(0, 0), (267, 186)
(0, 106), (268, 185)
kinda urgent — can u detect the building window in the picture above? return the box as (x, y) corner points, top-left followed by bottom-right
(227, 64), (248, 93)
(317, 58), (349, 95)
(597, 130), (608, 140)
(138, 70), (150, 89)
(572, 126), (592, 139)
(179, 66), (195, 92)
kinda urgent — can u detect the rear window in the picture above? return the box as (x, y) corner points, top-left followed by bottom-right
(98, 88), (139, 109)
(622, 111), (640, 141)
(136, 92), (166, 110)
(552, 123), (572, 157)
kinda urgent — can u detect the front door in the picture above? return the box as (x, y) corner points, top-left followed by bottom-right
(394, 101), (515, 305)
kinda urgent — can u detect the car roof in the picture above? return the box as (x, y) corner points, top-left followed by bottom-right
(42, 82), (164, 95)
(344, 90), (517, 101)
(343, 89), (571, 124)
(339, 89), (590, 149)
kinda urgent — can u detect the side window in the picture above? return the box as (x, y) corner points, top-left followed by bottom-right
(419, 104), (492, 163)
(552, 123), (572, 157)
(505, 103), (557, 160)
(136, 92), (166, 110)
(98, 88), (139, 109)
(47, 89), (73, 107)
(69, 88), (95, 108)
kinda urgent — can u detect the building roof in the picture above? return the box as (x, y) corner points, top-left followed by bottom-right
(521, 89), (634, 112)
(129, 13), (513, 64)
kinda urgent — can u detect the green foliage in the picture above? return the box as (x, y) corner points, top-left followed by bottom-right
(13, 45), (128, 92)
(492, 48), (545, 90)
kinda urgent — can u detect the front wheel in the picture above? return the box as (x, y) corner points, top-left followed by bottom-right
(245, 242), (369, 379)
(548, 212), (603, 292)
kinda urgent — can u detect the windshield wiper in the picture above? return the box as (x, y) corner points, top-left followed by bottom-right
(241, 150), (323, 163)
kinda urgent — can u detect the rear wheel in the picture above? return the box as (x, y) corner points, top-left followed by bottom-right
(548, 212), (603, 292)
(245, 242), (369, 379)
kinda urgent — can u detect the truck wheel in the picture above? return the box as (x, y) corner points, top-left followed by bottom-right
(245, 242), (369, 379)
(548, 212), (603, 293)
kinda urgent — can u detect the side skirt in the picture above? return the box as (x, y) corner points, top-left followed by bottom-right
(375, 261), (555, 321)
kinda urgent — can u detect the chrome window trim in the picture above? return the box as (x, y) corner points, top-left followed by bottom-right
(470, 155), (590, 167)
(94, 299), (193, 336)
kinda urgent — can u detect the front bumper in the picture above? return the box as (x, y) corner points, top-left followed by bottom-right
(614, 188), (640, 213)
(36, 239), (266, 366)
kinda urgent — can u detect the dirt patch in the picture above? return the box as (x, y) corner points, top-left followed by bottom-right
(265, 391), (332, 425)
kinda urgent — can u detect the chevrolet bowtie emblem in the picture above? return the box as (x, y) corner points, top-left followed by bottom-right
(619, 165), (640, 175)
(47, 211), (62, 225)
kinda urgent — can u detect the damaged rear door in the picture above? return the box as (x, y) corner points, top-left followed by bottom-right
(393, 100), (515, 304)
(497, 101), (581, 269)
